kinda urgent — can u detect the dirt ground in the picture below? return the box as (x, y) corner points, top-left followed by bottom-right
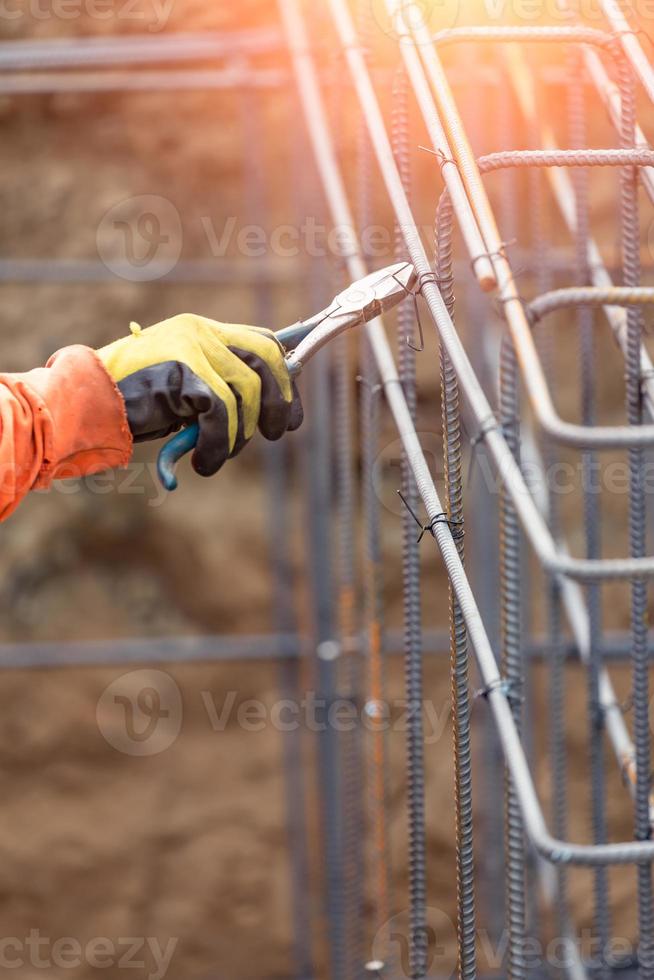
(0, 1), (652, 978)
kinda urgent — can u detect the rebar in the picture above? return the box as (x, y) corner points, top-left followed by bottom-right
(355, 2), (392, 966)
(436, 189), (478, 980)
(392, 65), (428, 980)
(496, 72), (528, 980)
(617, 53), (654, 980)
(567, 47), (611, 974)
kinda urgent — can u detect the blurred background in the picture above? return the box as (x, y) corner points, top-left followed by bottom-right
(0, 0), (653, 978)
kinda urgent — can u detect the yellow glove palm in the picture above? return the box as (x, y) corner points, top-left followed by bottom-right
(98, 314), (303, 475)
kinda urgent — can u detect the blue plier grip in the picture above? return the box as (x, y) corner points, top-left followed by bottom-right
(156, 321), (310, 491)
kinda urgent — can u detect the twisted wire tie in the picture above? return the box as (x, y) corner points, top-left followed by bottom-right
(397, 490), (465, 543)
(495, 291), (533, 323)
(470, 414), (499, 449)
(403, 270), (453, 353)
(470, 237), (517, 275)
(474, 677), (521, 708)
(355, 374), (383, 398)
(604, 27), (654, 51)
(418, 144), (459, 174)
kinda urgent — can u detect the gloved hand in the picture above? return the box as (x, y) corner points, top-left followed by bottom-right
(98, 314), (303, 476)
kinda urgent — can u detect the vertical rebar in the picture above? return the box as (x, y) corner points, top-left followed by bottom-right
(393, 65), (428, 980)
(524, 73), (571, 954)
(295, 33), (346, 974)
(499, 333), (527, 980)
(496, 75), (527, 980)
(436, 188), (477, 980)
(356, 0), (391, 960)
(243, 87), (314, 980)
(335, 319), (365, 980)
(567, 47), (612, 976)
(618, 51), (654, 980)
(454, 39), (504, 946)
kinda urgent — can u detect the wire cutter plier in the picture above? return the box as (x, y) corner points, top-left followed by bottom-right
(157, 260), (418, 490)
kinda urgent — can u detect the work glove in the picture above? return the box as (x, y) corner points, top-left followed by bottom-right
(98, 314), (303, 476)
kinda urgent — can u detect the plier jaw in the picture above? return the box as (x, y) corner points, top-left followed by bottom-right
(283, 260), (418, 373)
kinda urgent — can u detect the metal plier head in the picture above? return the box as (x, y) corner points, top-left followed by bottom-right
(282, 261), (418, 372)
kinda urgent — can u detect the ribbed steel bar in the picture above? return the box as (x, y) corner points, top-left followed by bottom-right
(581, 46), (654, 206)
(499, 333), (527, 980)
(0, 258), (294, 284)
(529, 287), (654, 319)
(479, 148), (654, 169)
(524, 123), (563, 800)
(436, 182), (477, 980)
(523, 92), (573, 966)
(332, 42), (364, 980)
(321, 0), (654, 863)
(334, 322), (364, 980)
(393, 65), (428, 980)
(0, 629), (645, 670)
(618, 55), (654, 980)
(567, 50), (611, 973)
(355, 2), (392, 964)
(388, 14), (495, 292)
(0, 68), (286, 93)
(244, 84), (314, 980)
(295, 80), (345, 978)
(496, 74), (528, 980)
(433, 26), (614, 46)
(0, 28), (283, 68)
(597, 0), (654, 104)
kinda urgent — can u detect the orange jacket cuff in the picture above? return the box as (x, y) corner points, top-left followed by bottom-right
(0, 345), (132, 518)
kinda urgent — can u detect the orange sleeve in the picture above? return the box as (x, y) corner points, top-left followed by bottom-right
(0, 345), (133, 521)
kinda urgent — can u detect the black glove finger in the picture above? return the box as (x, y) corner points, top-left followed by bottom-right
(228, 345), (292, 442)
(288, 379), (304, 432)
(117, 361), (236, 478)
(192, 396), (233, 477)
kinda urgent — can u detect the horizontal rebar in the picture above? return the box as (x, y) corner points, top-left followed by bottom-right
(0, 67), (287, 93)
(529, 287), (654, 322)
(0, 28), (283, 69)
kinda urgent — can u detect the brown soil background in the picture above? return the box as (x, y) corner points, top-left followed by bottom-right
(0, 1), (652, 978)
